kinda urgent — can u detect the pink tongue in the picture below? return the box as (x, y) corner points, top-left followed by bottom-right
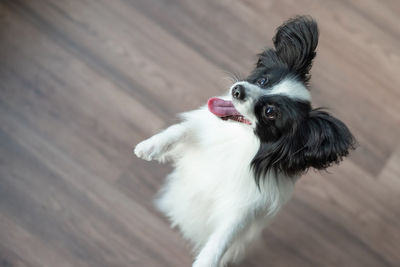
(207, 98), (241, 117)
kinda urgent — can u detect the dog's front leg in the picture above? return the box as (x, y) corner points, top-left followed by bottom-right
(193, 215), (248, 267)
(134, 123), (188, 162)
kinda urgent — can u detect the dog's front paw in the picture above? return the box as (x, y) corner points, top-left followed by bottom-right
(134, 138), (161, 161)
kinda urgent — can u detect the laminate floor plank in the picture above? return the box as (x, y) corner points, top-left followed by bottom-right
(0, 0), (399, 266)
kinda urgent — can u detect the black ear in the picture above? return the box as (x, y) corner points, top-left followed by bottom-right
(273, 15), (319, 82)
(251, 109), (355, 184)
(291, 109), (356, 172)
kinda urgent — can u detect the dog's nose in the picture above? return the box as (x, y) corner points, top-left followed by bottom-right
(232, 84), (245, 100)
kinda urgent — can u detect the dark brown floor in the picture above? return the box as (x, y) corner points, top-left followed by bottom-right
(1, 0), (400, 266)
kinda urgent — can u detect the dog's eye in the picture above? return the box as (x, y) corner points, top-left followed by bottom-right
(256, 77), (268, 86)
(264, 105), (277, 120)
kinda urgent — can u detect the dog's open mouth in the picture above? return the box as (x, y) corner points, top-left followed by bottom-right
(207, 98), (251, 125)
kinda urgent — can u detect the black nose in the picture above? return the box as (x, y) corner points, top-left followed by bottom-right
(232, 85), (245, 100)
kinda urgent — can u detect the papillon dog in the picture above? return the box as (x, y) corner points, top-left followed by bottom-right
(134, 15), (355, 267)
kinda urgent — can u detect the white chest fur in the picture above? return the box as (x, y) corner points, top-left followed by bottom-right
(155, 108), (295, 253)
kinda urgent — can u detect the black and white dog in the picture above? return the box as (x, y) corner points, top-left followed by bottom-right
(135, 16), (355, 267)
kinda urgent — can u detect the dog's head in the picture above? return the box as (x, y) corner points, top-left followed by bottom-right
(208, 16), (355, 184)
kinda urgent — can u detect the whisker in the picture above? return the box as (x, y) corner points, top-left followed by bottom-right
(222, 71), (239, 83)
(222, 70), (244, 83)
(233, 71), (243, 82)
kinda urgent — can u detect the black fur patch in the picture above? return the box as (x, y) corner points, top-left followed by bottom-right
(246, 16), (355, 186)
(247, 50), (290, 89)
(253, 95), (311, 143)
(273, 15), (319, 83)
(251, 107), (356, 186)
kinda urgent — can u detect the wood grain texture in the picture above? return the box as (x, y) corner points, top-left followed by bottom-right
(0, 0), (399, 266)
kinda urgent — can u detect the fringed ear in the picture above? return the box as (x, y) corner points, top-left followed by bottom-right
(273, 15), (319, 82)
(256, 48), (283, 68)
(292, 109), (356, 171)
(251, 109), (355, 185)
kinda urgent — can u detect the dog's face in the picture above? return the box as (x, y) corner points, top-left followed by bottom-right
(230, 78), (311, 143)
(230, 16), (317, 135)
(208, 16), (355, 184)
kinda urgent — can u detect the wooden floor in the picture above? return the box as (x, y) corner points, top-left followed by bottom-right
(1, 0), (400, 266)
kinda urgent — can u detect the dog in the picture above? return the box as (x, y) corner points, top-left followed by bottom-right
(134, 15), (355, 267)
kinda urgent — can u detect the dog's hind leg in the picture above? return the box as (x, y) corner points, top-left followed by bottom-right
(192, 212), (252, 267)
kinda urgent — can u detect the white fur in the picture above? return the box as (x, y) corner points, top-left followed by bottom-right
(269, 79), (311, 101)
(135, 86), (297, 266)
(231, 79), (311, 103)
